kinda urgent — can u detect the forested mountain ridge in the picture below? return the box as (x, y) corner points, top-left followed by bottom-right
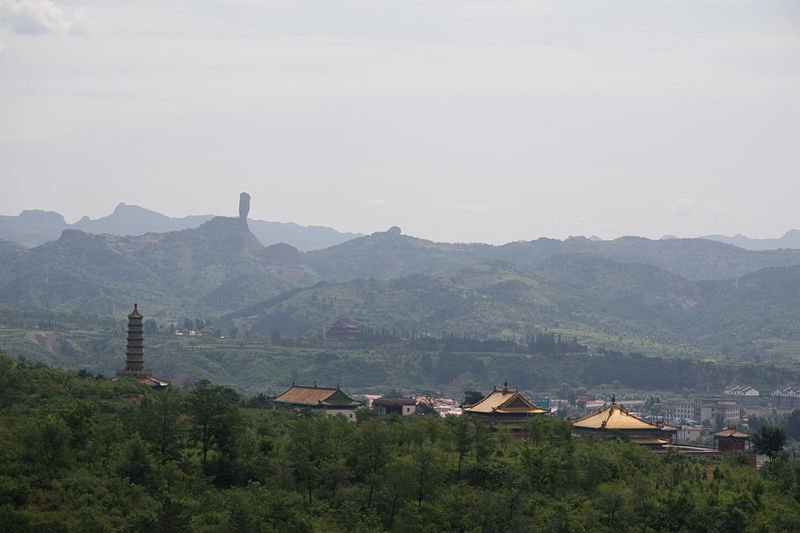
(229, 257), (800, 358)
(0, 217), (317, 316)
(306, 230), (800, 282)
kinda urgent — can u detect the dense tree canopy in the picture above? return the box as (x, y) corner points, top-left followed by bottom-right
(1, 350), (800, 532)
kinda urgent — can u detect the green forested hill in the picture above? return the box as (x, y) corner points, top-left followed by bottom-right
(229, 258), (800, 358)
(304, 229), (492, 281)
(306, 230), (800, 282)
(0, 217), (317, 317)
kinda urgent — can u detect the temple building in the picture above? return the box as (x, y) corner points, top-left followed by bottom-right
(324, 318), (362, 347)
(273, 384), (362, 421)
(713, 427), (756, 467)
(113, 304), (169, 389)
(463, 382), (549, 432)
(572, 396), (677, 447)
(713, 427), (752, 453)
(373, 397), (417, 417)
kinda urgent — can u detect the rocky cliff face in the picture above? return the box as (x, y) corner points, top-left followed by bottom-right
(239, 192), (251, 225)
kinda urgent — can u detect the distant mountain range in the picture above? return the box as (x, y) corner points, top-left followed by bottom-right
(664, 229), (800, 251)
(2, 195), (800, 360)
(2, 213), (800, 358)
(0, 203), (360, 251)
(305, 229), (800, 281)
(3, 201), (799, 253)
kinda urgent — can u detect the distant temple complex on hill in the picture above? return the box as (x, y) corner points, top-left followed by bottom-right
(113, 304), (169, 389)
(325, 318), (362, 346)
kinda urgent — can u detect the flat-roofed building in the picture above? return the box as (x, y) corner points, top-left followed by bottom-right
(694, 397), (742, 426)
(373, 397), (417, 417)
(666, 402), (695, 423)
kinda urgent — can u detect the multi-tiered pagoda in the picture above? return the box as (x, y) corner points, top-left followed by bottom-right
(114, 304), (169, 388)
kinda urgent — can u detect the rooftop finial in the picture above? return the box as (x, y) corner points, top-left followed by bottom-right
(611, 394), (616, 404)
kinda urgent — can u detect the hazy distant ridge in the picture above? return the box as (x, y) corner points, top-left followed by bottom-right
(0, 203), (360, 251)
(306, 230), (800, 282)
(695, 230), (800, 251)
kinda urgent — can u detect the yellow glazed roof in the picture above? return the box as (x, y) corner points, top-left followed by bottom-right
(274, 385), (360, 407)
(713, 428), (750, 439)
(573, 403), (674, 431)
(464, 387), (548, 415)
(275, 385), (338, 405)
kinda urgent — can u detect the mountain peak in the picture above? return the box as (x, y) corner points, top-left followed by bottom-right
(18, 210), (66, 225)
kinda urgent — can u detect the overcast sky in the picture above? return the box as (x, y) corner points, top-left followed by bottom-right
(1, 0), (798, 244)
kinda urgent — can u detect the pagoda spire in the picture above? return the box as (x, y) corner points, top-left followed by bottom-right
(113, 303), (168, 388)
(117, 303), (152, 378)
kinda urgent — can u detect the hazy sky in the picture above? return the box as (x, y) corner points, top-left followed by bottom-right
(1, 1), (798, 244)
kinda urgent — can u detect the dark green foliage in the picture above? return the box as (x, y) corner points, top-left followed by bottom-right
(787, 409), (800, 441)
(753, 425), (788, 458)
(3, 350), (800, 532)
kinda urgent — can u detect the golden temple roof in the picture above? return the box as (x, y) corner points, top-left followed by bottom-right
(713, 428), (750, 439)
(573, 402), (676, 432)
(274, 385), (360, 407)
(464, 384), (548, 415)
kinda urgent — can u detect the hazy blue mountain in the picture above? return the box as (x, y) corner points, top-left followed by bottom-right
(0, 210), (69, 247)
(697, 229), (800, 251)
(0, 202), (360, 251)
(248, 219), (360, 252)
(73, 203), (213, 235)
